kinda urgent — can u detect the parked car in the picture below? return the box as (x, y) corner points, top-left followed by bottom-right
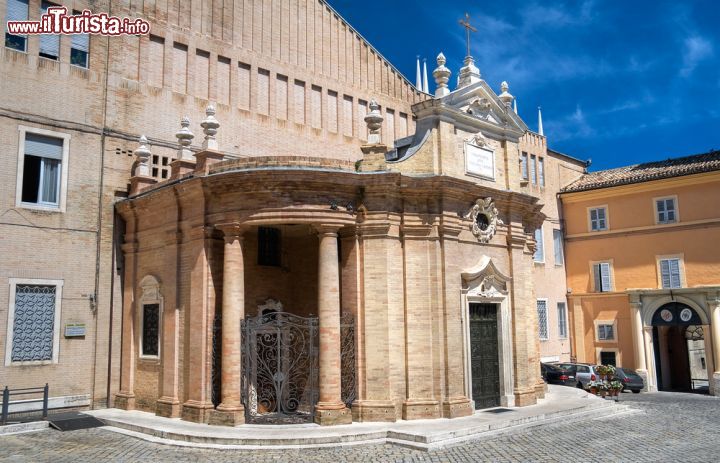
(541, 363), (575, 386)
(614, 367), (644, 393)
(554, 363), (602, 390)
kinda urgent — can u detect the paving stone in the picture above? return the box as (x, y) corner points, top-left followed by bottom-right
(1, 392), (718, 462)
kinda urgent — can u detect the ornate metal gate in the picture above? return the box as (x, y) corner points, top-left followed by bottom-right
(242, 312), (319, 424)
(340, 313), (356, 407)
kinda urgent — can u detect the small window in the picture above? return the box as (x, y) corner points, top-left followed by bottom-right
(557, 302), (567, 338)
(538, 157), (545, 187)
(593, 262), (613, 292)
(553, 229), (564, 266)
(70, 11), (90, 68)
(530, 154), (537, 184)
(656, 197), (676, 224)
(520, 152), (529, 181)
(589, 207), (607, 231)
(598, 323), (615, 341)
(537, 300), (548, 340)
(39, 2), (60, 59)
(533, 227), (544, 263)
(141, 303), (160, 357)
(660, 258), (682, 289)
(600, 351), (617, 366)
(20, 133), (64, 207)
(5, 0), (29, 52)
(258, 227), (281, 267)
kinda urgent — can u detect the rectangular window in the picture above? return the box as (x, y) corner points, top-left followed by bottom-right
(660, 258), (682, 289)
(538, 157), (545, 187)
(656, 198), (677, 224)
(600, 351), (617, 366)
(589, 207), (607, 231)
(6, 0), (29, 52)
(593, 262), (613, 292)
(39, 2), (60, 59)
(533, 227), (544, 262)
(70, 12), (89, 68)
(6, 280), (63, 365)
(598, 324), (615, 341)
(141, 303), (160, 357)
(20, 133), (64, 206)
(258, 227), (281, 267)
(530, 154), (537, 184)
(520, 152), (529, 180)
(557, 302), (567, 338)
(553, 229), (564, 266)
(537, 300), (548, 340)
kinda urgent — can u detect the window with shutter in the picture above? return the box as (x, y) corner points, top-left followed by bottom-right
(553, 229), (563, 266)
(656, 198), (676, 224)
(39, 2), (60, 59)
(593, 262), (612, 292)
(21, 133), (64, 206)
(5, 0), (29, 52)
(660, 258), (682, 288)
(557, 302), (567, 338)
(589, 207), (607, 231)
(70, 14), (90, 69)
(533, 228), (544, 262)
(597, 324), (615, 341)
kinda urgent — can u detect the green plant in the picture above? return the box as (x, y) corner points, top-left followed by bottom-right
(596, 364), (616, 376)
(609, 380), (624, 391)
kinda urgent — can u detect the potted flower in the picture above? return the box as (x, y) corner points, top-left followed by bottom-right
(598, 381), (610, 398)
(596, 364), (616, 380)
(609, 380), (623, 398)
(588, 380), (600, 395)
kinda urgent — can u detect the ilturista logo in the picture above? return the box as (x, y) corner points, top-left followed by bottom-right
(6, 7), (150, 36)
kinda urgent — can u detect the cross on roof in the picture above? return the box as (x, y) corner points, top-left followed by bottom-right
(458, 13), (477, 58)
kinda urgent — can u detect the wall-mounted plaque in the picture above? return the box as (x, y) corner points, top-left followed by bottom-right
(465, 143), (495, 180)
(64, 323), (86, 337)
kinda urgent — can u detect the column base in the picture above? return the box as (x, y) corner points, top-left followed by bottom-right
(534, 381), (547, 399)
(156, 397), (181, 418)
(314, 402), (352, 426)
(635, 369), (651, 392)
(351, 400), (397, 422)
(208, 405), (245, 426)
(513, 388), (537, 407)
(114, 392), (135, 410)
(441, 397), (472, 418)
(711, 373), (720, 397)
(181, 400), (215, 424)
(402, 399), (440, 420)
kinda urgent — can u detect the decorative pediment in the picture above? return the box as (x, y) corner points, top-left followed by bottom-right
(139, 275), (161, 303)
(465, 197), (503, 243)
(465, 97), (502, 124)
(462, 256), (511, 298)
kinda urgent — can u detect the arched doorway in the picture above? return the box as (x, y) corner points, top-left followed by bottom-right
(651, 302), (709, 393)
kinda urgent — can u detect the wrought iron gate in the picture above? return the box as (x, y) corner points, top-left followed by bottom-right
(242, 312), (319, 424)
(340, 313), (356, 407)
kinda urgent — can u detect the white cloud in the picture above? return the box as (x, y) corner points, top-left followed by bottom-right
(680, 35), (713, 77)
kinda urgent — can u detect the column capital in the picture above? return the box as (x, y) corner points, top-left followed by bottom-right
(314, 224), (341, 237)
(216, 223), (247, 241)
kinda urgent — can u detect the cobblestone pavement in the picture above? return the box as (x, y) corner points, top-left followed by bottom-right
(1, 392), (719, 462)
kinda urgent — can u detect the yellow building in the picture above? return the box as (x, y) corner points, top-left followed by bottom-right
(560, 151), (720, 395)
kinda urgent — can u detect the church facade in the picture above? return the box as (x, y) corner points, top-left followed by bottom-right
(115, 50), (586, 425)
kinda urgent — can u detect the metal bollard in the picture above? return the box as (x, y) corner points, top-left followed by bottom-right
(1, 386), (9, 425)
(42, 383), (49, 419)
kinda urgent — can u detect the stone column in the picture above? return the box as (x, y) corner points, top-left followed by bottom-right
(115, 241), (138, 410)
(629, 299), (649, 389)
(208, 225), (246, 426)
(314, 225), (352, 425)
(642, 326), (657, 392)
(710, 299), (720, 396)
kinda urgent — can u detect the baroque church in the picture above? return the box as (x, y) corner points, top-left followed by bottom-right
(0, 0), (585, 425)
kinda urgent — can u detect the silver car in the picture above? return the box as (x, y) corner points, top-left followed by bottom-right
(555, 363), (602, 390)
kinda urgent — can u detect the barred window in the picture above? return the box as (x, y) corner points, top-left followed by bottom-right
(537, 300), (548, 340)
(141, 303), (160, 357)
(557, 302), (567, 338)
(10, 283), (59, 363)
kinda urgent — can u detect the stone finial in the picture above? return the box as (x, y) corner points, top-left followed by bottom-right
(498, 81), (514, 109)
(133, 135), (152, 177)
(175, 116), (195, 161)
(200, 104), (220, 151)
(433, 52), (451, 98)
(457, 56), (481, 89)
(364, 99), (383, 144)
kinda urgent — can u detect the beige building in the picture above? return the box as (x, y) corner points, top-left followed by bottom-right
(1, 0), (582, 419)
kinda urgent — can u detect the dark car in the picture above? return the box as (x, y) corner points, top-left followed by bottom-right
(615, 367), (644, 393)
(541, 363), (575, 386)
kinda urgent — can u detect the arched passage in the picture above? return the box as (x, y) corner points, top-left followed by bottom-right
(651, 303), (709, 393)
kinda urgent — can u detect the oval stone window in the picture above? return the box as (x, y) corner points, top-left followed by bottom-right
(476, 213), (490, 231)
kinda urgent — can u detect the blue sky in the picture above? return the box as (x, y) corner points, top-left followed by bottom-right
(328, 0), (720, 171)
